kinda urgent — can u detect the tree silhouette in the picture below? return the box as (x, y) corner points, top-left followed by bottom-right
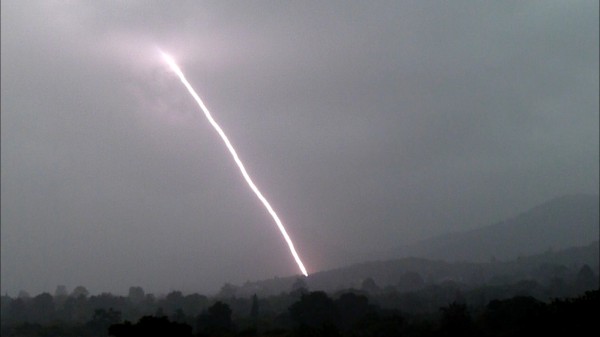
(196, 301), (234, 336)
(549, 289), (599, 335)
(289, 291), (338, 335)
(164, 291), (185, 315)
(290, 278), (308, 297)
(439, 302), (475, 337)
(354, 310), (404, 337)
(71, 286), (90, 299)
(86, 308), (122, 336)
(361, 277), (380, 294)
(7, 298), (28, 323)
(128, 286), (145, 304)
(250, 294), (259, 321)
(30, 293), (55, 323)
(575, 264), (597, 292)
(482, 296), (549, 336)
(397, 272), (425, 292)
(109, 315), (192, 337)
(217, 283), (238, 299)
(334, 292), (370, 332)
(17, 290), (31, 299)
(54, 285), (69, 308)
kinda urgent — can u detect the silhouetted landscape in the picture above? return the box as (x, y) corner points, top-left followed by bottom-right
(392, 194), (599, 262)
(2, 195), (598, 336)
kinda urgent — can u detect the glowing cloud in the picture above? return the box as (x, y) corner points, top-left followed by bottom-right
(160, 51), (309, 277)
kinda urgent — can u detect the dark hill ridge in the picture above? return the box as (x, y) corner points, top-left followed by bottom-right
(394, 194), (599, 262)
(307, 241), (599, 292)
(234, 194), (599, 296)
(235, 240), (598, 296)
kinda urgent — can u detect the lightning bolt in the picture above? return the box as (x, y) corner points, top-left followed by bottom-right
(161, 51), (308, 277)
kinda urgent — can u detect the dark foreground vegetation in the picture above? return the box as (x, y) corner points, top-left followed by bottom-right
(2, 279), (597, 337)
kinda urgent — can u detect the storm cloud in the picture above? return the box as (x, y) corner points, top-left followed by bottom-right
(2, 1), (598, 295)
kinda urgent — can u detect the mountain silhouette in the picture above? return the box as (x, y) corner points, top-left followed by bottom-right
(393, 194), (599, 262)
(235, 241), (598, 296)
(234, 194), (599, 296)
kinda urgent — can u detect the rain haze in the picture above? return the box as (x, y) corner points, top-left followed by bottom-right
(1, 1), (598, 296)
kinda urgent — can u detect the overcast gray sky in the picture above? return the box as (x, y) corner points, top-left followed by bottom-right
(2, 1), (598, 296)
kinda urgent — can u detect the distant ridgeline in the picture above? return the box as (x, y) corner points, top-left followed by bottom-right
(235, 240), (599, 297)
(234, 194), (599, 297)
(395, 194), (599, 262)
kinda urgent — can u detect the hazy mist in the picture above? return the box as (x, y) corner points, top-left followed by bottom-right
(2, 1), (598, 296)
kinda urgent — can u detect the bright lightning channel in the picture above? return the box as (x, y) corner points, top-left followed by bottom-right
(161, 51), (309, 277)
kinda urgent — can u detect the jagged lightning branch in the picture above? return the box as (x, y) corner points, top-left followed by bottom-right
(161, 51), (308, 277)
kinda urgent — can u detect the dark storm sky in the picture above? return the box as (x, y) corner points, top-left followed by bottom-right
(2, 1), (598, 295)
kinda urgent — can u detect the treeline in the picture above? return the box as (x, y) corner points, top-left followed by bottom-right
(1, 276), (598, 337)
(1, 288), (598, 336)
